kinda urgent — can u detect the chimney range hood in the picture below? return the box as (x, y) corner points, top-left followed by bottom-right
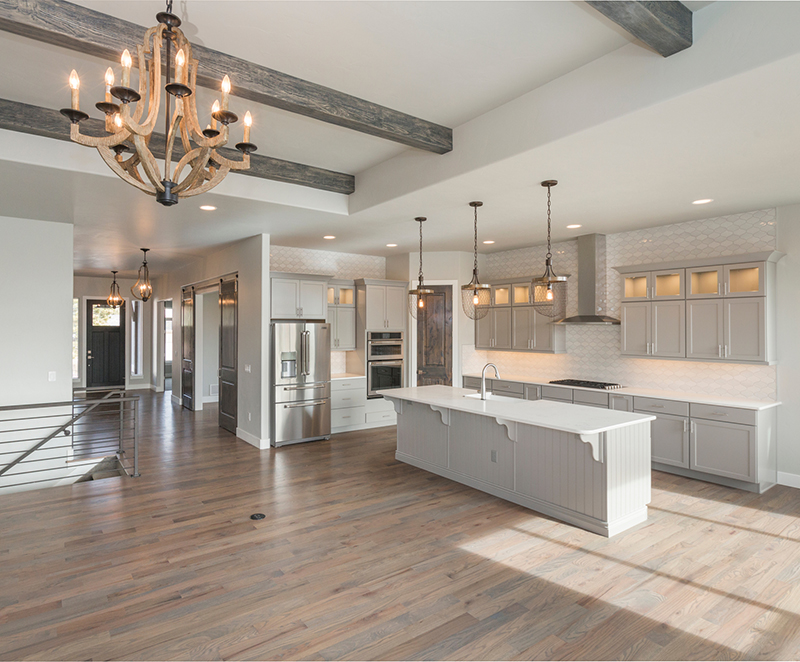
(555, 234), (620, 325)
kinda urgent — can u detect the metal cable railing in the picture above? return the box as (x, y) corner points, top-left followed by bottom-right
(0, 389), (140, 492)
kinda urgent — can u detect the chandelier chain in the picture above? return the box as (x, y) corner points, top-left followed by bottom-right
(418, 220), (424, 283)
(546, 184), (552, 260)
(473, 204), (479, 272)
(165, 0), (173, 14)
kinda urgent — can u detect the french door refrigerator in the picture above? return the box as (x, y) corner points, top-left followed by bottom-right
(271, 321), (331, 447)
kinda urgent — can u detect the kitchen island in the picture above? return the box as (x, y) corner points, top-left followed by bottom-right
(381, 385), (656, 537)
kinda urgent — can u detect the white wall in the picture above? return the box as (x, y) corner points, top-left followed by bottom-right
(158, 234), (270, 447)
(73, 275), (154, 390)
(0, 217), (73, 406)
(202, 291), (220, 402)
(777, 204), (800, 484)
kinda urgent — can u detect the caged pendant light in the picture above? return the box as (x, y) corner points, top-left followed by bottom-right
(461, 201), (491, 320)
(107, 270), (123, 308)
(408, 217), (434, 319)
(530, 180), (568, 318)
(131, 248), (153, 302)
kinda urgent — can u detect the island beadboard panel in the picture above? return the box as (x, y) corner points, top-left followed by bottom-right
(471, 209), (778, 401)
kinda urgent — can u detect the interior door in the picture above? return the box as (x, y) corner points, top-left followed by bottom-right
(219, 277), (238, 433)
(86, 300), (126, 387)
(181, 287), (195, 410)
(416, 285), (452, 386)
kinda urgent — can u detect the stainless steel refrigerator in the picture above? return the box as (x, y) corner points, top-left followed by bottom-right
(271, 321), (331, 447)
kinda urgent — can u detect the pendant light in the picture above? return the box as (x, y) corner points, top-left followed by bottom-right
(530, 180), (568, 318)
(461, 201), (491, 320)
(107, 270), (123, 308)
(132, 248), (153, 302)
(408, 217), (434, 318)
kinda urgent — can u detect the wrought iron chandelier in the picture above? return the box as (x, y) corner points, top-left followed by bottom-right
(132, 249), (153, 302)
(461, 201), (491, 320)
(531, 180), (568, 318)
(408, 217), (434, 319)
(59, 0), (256, 206)
(107, 270), (123, 308)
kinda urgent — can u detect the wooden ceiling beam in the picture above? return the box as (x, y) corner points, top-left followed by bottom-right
(585, 1), (692, 58)
(0, 0), (453, 154)
(0, 98), (355, 194)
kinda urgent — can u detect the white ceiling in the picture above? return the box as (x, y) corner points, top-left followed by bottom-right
(4, 0), (800, 278)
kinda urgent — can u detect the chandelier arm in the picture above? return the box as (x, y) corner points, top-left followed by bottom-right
(180, 165), (231, 197)
(118, 26), (163, 137)
(172, 147), (212, 192)
(70, 122), (131, 149)
(209, 149), (250, 171)
(122, 156), (146, 185)
(132, 133), (165, 191)
(97, 146), (157, 195)
(163, 109), (184, 180)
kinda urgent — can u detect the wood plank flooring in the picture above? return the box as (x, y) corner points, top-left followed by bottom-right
(1, 391), (800, 660)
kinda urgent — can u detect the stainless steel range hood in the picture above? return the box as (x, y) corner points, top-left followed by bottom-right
(555, 234), (620, 325)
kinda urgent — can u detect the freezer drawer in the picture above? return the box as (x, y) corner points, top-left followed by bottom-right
(273, 382), (331, 403)
(273, 398), (331, 446)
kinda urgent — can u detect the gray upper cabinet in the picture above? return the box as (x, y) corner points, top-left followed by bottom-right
(617, 253), (780, 365)
(476, 308), (511, 349)
(385, 287), (407, 329)
(512, 307), (533, 351)
(271, 273), (329, 320)
(362, 282), (406, 330)
(329, 306), (356, 351)
(327, 281), (356, 307)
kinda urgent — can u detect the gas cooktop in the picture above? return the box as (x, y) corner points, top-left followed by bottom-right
(549, 379), (623, 390)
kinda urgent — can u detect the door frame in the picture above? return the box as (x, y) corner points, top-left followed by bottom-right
(79, 295), (132, 390)
(193, 286), (222, 411)
(154, 299), (173, 393)
(408, 280), (459, 388)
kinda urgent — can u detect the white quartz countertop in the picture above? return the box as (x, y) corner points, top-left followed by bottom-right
(380, 386), (655, 436)
(331, 373), (365, 380)
(464, 374), (780, 411)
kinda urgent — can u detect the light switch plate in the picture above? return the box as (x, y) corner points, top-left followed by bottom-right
(245, 364), (252, 373)
(48, 371), (56, 382)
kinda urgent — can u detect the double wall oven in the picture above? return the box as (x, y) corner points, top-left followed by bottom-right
(367, 331), (404, 398)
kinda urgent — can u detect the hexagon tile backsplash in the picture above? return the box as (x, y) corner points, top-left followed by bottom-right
(467, 208), (778, 401)
(270, 245), (385, 280)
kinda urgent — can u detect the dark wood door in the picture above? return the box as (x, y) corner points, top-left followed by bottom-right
(416, 285), (453, 386)
(86, 300), (126, 388)
(219, 277), (238, 433)
(181, 287), (195, 410)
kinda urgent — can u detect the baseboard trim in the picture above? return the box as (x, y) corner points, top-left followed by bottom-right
(202, 395), (219, 404)
(171, 394), (180, 406)
(778, 471), (800, 489)
(125, 383), (152, 391)
(236, 427), (270, 450)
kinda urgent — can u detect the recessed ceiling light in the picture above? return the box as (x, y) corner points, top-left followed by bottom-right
(566, 224), (582, 229)
(323, 235), (336, 239)
(483, 240), (495, 244)
(386, 243), (397, 247)
(199, 205), (216, 211)
(692, 199), (714, 205)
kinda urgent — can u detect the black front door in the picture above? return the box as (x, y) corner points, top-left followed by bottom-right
(86, 300), (126, 388)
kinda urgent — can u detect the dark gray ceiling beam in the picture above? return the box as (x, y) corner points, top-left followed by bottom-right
(0, 0), (453, 154)
(585, 1), (692, 58)
(0, 98), (355, 194)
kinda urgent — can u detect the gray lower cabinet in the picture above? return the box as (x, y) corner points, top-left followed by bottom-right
(649, 413), (690, 468)
(476, 308), (512, 349)
(690, 418), (756, 482)
(609, 394), (633, 412)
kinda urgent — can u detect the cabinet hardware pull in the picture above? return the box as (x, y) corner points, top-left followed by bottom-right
(683, 419), (689, 433)
(709, 412), (728, 416)
(651, 404), (665, 408)
(646, 342), (651, 355)
(724, 345), (729, 358)
(717, 283), (721, 296)
(718, 345), (722, 358)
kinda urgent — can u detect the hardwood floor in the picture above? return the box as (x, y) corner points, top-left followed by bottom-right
(1, 391), (800, 660)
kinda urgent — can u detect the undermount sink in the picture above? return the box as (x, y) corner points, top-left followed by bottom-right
(463, 392), (520, 403)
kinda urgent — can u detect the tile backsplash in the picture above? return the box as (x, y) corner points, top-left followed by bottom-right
(270, 245), (385, 280)
(331, 351), (348, 375)
(466, 209), (778, 401)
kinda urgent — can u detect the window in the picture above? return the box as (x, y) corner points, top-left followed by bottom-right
(92, 304), (120, 326)
(164, 303), (173, 362)
(131, 300), (143, 377)
(72, 299), (79, 379)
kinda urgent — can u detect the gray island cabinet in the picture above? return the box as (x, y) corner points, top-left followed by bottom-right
(382, 385), (656, 538)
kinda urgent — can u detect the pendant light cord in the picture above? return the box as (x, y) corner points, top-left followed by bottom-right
(418, 219), (424, 286)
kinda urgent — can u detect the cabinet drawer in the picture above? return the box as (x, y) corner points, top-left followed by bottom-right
(366, 410), (397, 425)
(463, 376), (482, 389)
(573, 390), (609, 407)
(332, 377), (366, 392)
(332, 389), (366, 410)
(634, 397), (689, 417)
(690, 403), (756, 426)
(524, 384), (541, 400)
(541, 386), (572, 402)
(491, 380), (524, 395)
(332, 407), (365, 428)
(609, 394), (633, 412)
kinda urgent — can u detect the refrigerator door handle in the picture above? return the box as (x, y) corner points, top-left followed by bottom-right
(283, 399), (327, 409)
(303, 330), (311, 375)
(283, 384), (326, 391)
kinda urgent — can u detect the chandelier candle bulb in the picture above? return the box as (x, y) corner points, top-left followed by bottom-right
(211, 100), (219, 130)
(104, 68), (114, 103)
(175, 49), (186, 85)
(69, 70), (80, 110)
(243, 111), (252, 142)
(120, 49), (132, 87)
(221, 75), (231, 111)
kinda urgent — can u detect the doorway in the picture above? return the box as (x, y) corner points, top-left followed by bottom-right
(86, 299), (126, 388)
(163, 300), (173, 392)
(416, 285), (453, 386)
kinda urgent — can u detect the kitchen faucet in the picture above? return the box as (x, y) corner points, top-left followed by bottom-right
(481, 363), (500, 400)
